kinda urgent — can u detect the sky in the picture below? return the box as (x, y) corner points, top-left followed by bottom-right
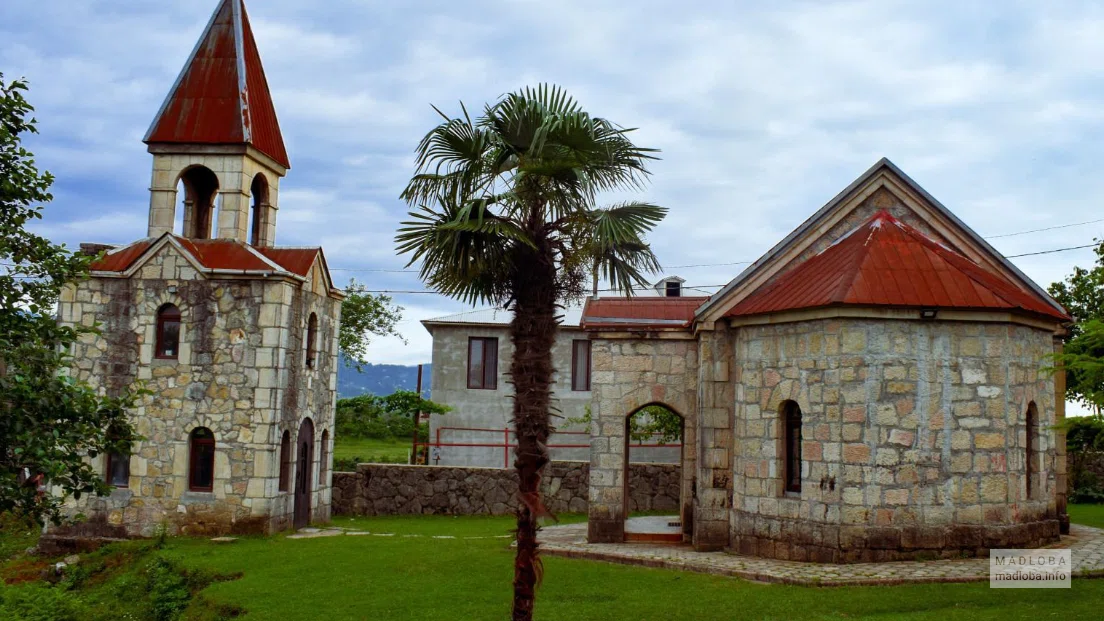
(2, 1), (1102, 412)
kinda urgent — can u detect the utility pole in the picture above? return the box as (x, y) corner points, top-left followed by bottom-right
(411, 364), (424, 465)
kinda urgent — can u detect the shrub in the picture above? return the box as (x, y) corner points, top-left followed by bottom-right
(0, 583), (88, 621)
(145, 557), (191, 621)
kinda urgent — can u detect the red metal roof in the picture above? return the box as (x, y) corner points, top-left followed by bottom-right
(89, 235), (325, 281)
(255, 247), (320, 277)
(175, 237), (275, 271)
(144, 0), (290, 168)
(582, 296), (709, 330)
(726, 211), (1069, 321)
(89, 240), (154, 272)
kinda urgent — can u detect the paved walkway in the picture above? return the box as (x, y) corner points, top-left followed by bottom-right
(539, 522), (1104, 586)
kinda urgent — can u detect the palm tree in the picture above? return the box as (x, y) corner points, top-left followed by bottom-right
(396, 84), (666, 620)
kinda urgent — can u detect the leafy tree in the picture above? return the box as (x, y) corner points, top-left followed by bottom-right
(335, 390), (449, 441)
(569, 404), (683, 444)
(1049, 239), (1104, 415)
(338, 279), (404, 371)
(396, 84), (665, 620)
(0, 74), (138, 525)
(629, 405), (683, 444)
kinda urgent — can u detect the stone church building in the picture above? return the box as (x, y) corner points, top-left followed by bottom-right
(582, 159), (1070, 562)
(57, 0), (342, 536)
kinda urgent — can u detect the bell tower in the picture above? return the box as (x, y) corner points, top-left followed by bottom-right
(143, 0), (289, 246)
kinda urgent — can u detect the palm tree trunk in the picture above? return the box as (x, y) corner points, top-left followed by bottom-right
(509, 241), (557, 621)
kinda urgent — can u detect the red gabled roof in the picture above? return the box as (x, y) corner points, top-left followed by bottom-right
(582, 296), (709, 330)
(89, 239), (154, 272)
(726, 211), (1069, 321)
(174, 237), (276, 271)
(89, 236), (327, 283)
(255, 247), (320, 277)
(144, 0), (290, 168)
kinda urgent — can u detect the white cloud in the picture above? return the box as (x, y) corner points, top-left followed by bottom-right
(3, 0), (1104, 369)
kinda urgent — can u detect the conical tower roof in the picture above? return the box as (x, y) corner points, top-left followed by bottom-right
(144, 0), (289, 168)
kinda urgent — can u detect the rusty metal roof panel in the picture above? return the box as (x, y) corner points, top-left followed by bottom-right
(582, 296), (710, 330)
(256, 247), (320, 277)
(727, 211), (1070, 321)
(89, 239), (154, 272)
(144, 0), (289, 168)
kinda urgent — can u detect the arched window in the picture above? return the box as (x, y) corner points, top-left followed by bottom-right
(319, 430), (330, 485)
(278, 430), (291, 492)
(189, 427), (215, 492)
(249, 173), (269, 246)
(305, 313), (319, 369)
(1026, 402), (1038, 500)
(781, 400), (802, 494)
(155, 304), (181, 359)
(177, 166), (220, 239)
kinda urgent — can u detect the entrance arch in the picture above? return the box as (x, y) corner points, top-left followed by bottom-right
(293, 418), (315, 529)
(623, 403), (686, 543)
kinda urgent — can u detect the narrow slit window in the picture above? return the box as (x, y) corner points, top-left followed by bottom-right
(782, 401), (803, 494)
(155, 304), (181, 359)
(571, 339), (592, 391)
(278, 431), (291, 492)
(1026, 402), (1038, 500)
(319, 430), (330, 485)
(305, 313), (318, 369)
(467, 337), (498, 390)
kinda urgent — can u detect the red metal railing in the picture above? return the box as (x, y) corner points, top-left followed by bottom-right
(416, 426), (681, 468)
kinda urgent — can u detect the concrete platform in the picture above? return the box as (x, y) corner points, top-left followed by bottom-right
(624, 515), (683, 544)
(539, 522), (1104, 586)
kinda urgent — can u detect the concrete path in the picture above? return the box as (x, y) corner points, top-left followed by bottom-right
(539, 522), (1104, 586)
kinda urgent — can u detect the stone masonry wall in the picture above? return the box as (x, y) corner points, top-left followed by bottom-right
(331, 461), (680, 516)
(587, 338), (697, 543)
(731, 318), (1060, 562)
(57, 243), (339, 536)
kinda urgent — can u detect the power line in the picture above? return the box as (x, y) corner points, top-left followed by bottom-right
(987, 218), (1104, 239)
(1005, 243), (1099, 258)
(324, 218), (1104, 274)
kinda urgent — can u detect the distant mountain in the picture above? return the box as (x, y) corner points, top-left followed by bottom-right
(337, 357), (431, 399)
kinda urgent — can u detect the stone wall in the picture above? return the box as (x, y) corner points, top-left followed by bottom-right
(730, 318), (1061, 562)
(587, 338), (697, 543)
(57, 242), (339, 536)
(332, 461), (680, 517)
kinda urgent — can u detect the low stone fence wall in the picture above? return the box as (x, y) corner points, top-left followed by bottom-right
(332, 461), (679, 516)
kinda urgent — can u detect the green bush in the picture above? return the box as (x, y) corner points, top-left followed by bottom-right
(335, 391), (448, 442)
(0, 583), (88, 621)
(145, 557), (192, 621)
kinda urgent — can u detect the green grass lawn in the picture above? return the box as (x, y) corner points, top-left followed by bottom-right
(332, 436), (411, 465)
(1068, 503), (1104, 529)
(3, 506), (1104, 620)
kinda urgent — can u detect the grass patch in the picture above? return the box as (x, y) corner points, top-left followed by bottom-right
(1, 507), (1102, 620)
(332, 436), (411, 467)
(1069, 503), (1104, 529)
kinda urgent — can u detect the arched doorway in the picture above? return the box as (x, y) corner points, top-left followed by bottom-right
(623, 404), (685, 543)
(294, 418), (315, 529)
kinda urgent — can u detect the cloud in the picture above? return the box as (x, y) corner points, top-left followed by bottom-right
(2, 0), (1103, 375)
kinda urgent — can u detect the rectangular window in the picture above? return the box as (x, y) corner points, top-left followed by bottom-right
(467, 337), (498, 390)
(106, 453), (130, 488)
(571, 339), (591, 391)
